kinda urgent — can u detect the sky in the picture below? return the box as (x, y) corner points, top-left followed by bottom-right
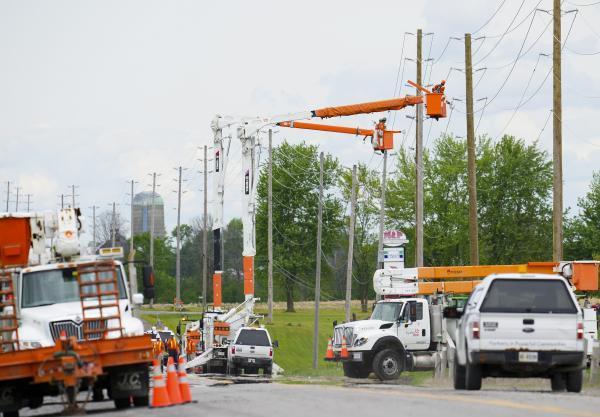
(1, 0), (599, 242)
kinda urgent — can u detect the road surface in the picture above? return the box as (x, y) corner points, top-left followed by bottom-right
(20, 376), (600, 417)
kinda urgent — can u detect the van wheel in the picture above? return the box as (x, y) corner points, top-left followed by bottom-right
(465, 362), (482, 391)
(373, 349), (402, 381)
(453, 351), (466, 390)
(343, 362), (370, 379)
(566, 370), (583, 393)
(551, 374), (566, 392)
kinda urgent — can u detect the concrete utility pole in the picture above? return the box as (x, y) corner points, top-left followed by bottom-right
(465, 32), (479, 265)
(14, 187), (20, 212)
(5, 181), (9, 212)
(377, 151), (388, 269)
(202, 145), (208, 311)
(415, 28), (424, 267)
(111, 202), (117, 247)
(129, 180), (138, 295)
(268, 130), (274, 324)
(175, 166), (183, 303)
(345, 165), (357, 323)
(90, 205), (99, 252)
(149, 173), (157, 269)
(552, 0), (563, 261)
(313, 152), (324, 369)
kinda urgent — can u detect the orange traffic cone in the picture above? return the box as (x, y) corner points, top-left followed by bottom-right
(166, 356), (183, 405)
(340, 336), (349, 359)
(177, 356), (192, 403)
(151, 359), (171, 408)
(325, 338), (334, 360)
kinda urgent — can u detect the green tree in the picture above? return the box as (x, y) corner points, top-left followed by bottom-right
(255, 141), (344, 312)
(565, 171), (600, 260)
(131, 232), (176, 303)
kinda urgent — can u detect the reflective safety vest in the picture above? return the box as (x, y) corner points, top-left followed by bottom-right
(185, 330), (201, 354)
(152, 339), (164, 358)
(167, 337), (179, 353)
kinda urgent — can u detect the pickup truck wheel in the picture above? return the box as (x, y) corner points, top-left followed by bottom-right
(263, 366), (273, 376)
(373, 349), (402, 381)
(453, 351), (466, 390)
(114, 398), (131, 409)
(465, 362), (482, 391)
(566, 370), (583, 393)
(343, 362), (370, 379)
(132, 396), (149, 407)
(551, 373), (566, 392)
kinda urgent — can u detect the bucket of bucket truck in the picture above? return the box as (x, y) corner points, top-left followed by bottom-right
(373, 268), (419, 297)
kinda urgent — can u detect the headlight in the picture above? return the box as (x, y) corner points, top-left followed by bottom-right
(354, 337), (368, 347)
(20, 340), (43, 349)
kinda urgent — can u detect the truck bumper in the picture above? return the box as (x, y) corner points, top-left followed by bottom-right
(324, 351), (371, 363)
(231, 357), (272, 367)
(469, 351), (585, 375)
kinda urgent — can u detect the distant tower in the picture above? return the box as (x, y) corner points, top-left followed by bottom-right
(132, 191), (165, 237)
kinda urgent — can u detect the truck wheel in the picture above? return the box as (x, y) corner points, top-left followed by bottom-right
(465, 362), (482, 391)
(132, 396), (149, 407)
(342, 362), (370, 379)
(3, 411), (19, 417)
(373, 349), (402, 381)
(453, 352), (466, 390)
(263, 366), (273, 376)
(566, 370), (583, 393)
(114, 398), (131, 409)
(551, 373), (566, 392)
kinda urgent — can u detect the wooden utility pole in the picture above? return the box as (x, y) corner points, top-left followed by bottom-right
(465, 33), (479, 265)
(202, 146), (208, 311)
(377, 151), (388, 269)
(111, 202), (116, 247)
(90, 205), (98, 251)
(129, 180), (138, 296)
(69, 185), (78, 208)
(14, 187), (20, 212)
(552, 0), (563, 261)
(5, 181), (9, 212)
(313, 152), (324, 369)
(149, 173), (157, 269)
(175, 166), (183, 303)
(415, 28), (424, 267)
(267, 129), (274, 324)
(25, 194), (33, 211)
(345, 165), (357, 323)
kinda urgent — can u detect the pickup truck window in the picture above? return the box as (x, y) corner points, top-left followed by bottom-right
(21, 267), (127, 308)
(235, 329), (270, 346)
(371, 302), (403, 322)
(479, 279), (577, 314)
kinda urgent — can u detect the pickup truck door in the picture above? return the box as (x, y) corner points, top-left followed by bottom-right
(398, 300), (429, 350)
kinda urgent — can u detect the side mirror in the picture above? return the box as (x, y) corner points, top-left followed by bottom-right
(132, 293), (144, 306)
(142, 265), (155, 299)
(443, 306), (463, 319)
(272, 340), (279, 348)
(332, 320), (338, 328)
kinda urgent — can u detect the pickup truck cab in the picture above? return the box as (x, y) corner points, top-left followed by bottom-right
(454, 274), (585, 392)
(228, 327), (277, 376)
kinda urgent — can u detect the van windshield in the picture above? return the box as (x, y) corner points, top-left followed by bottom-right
(371, 302), (403, 322)
(480, 279), (577, 314)
(21, 267), (127, 308)
(235, 329), (270, 346)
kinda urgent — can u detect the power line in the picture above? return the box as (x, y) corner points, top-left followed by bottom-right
(472, 0), (508, 34)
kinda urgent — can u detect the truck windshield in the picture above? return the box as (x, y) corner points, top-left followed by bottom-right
(371, 302), (403, 322)
(235, 329), (270, 346)
(21, 267), (127, 308)
(480, 279), (577, 314)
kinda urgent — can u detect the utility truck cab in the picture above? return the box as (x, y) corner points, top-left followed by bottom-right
(17, 259), (144, 349)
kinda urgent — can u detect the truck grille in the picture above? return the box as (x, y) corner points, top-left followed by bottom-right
(50, 320), (106, 341)
(333, 326), (354, 347)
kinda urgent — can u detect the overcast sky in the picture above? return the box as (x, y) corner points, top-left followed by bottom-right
(1, 0), (599, 241)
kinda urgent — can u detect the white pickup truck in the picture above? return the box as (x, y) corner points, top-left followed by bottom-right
(453, 274), (586, 392)
(228, 327), (277, 376)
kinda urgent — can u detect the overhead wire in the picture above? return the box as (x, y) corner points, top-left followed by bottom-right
(472, 0), (508, 34)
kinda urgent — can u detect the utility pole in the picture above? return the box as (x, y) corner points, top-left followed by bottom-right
(90, 205), (99, 252)
(465, 32), (479, 265)
(128, 180), (138, 296)
(4, 181), (9, 212)
(60, 194), (64, 210)
(552, 0), (563, 261)
(24, 194), (33, 211)
(14, 187), (20, 212)
(149, 173), (157, 269)
(111, 202), (117, 247)
(313, 152), (324, 369)
(415, 28), (424, 267)
(69, 185), (78, 208)
(268, 130), (274, 324)
(377, 151), (388, 269)
(202, 146), (208, 311)
(175, 166), (183, 303)
(345, 164), (357, 323)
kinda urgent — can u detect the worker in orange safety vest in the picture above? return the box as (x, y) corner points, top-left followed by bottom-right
(151, 335), (165, 372)
(166, 335), (179, 369)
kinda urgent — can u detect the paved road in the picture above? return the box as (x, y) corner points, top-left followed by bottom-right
(20, 376), (600, 417)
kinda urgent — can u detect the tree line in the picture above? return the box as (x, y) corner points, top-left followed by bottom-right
(131, 134), (600, 311)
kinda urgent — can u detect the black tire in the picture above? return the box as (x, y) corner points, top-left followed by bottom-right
(132, 396), (149, 407)
(465, 362), (482, 391)
(566, 369), (583, 393)
(114, 398), (131, 409)
(3, 411), (19, 417)
(92, 387), (104, 402)
(263, 366), (273, 376)
(551, 373), (566, 392)
(372, 349), (403, 381)
(453, 351), (466, 390)
(342, 362), (370, 379)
